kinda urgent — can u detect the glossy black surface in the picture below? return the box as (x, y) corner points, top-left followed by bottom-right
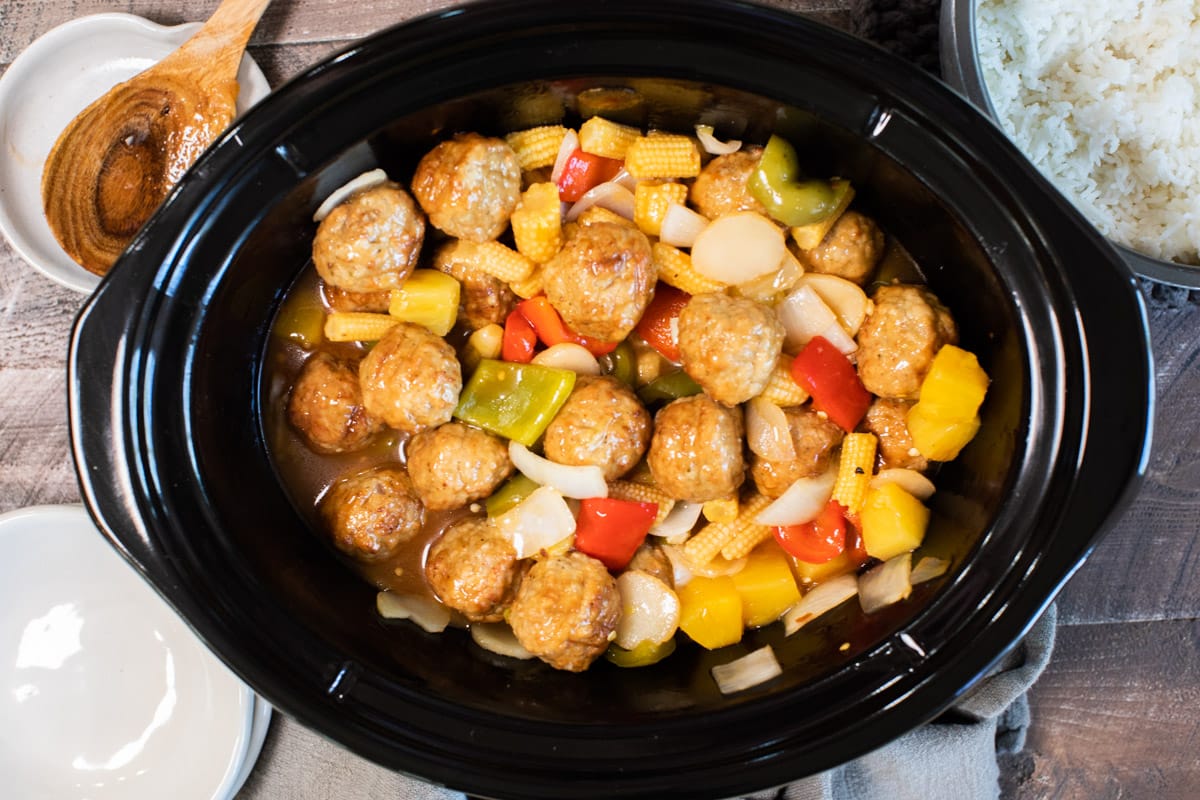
(68, 1), (1153, 798)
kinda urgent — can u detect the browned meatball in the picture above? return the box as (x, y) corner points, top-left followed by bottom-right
(628, 542), (674, 588)
(508, 551), (620, 672)
(425, 518), (522, 622)
(406, 422), (513, 511)
(688, 146), (766, 219)
(542, 376), (651, 481)
(322, 282), (391, 313)
(863, 398), (928, 472)
(751, 406), (845, 498)
(287, 352), (383, 454)
(542, 222), (655, 343)
(856, 285), (958, 400)
(312, 182), (424, 292)
(320, 465), (424, 562)
(411, 133), (521, 242)
(677, 293), (784, 406)
(359, 322), (462, 433)
(797, 210), (885, 285)
(433, 240), (518, 330)
(647, 395), (745, 502)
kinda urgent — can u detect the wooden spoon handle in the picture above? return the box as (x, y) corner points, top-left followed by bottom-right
(171, 0), (272, 80)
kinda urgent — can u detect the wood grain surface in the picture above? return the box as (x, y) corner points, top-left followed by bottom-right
(1, 2), (1198, 798)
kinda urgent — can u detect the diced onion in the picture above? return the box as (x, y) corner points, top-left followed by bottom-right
(565, 181), (636, 222)
(550, 129), (579, 184)
(911, 556), (950, 585)
(650, 500), (703, 545)
(659, 203), (710, 248)
(783, 573), (859, 635)
(661, 544), (695, 587)
(614, 571), (681, 650)
(690, 211), (786, 285)
(755, 469), (836, 527)
(870, 468), (936, 501)
(470, 623), (535, 660)
(532, 343), (601, 374)
(508, 442), (608, 499)
(694, 124), (743, 155)
(493, 485), (577, 559)
(666, 544), (746, 579)
(732, 249), (804, 304)
(313, 169), (388, 222)
(799, 274), (870, 336)
(858, 553), (913, 614)
(777, 284), (858, 355)
(745, 396), (797, 462)
(376, 592), (452, 633)
(712, 645), (782, 695)
(609, 166), (638, 191)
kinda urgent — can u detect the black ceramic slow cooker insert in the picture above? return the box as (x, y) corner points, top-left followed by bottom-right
(68, 2), (1152, 798)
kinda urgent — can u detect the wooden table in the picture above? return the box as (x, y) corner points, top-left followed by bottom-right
(2, 2), (1198, 798)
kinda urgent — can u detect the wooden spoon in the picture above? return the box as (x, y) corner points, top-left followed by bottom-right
(41, 0), (271, 276)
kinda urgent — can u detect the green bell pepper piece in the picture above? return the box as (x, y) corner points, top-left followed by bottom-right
(747, 134), (840, 227)
(599, 340), (637, 387)
(604, 638), (676, 668)
(485, 474), (540, 517)
(453, 359), (576, 446)
(637, 369), (702, 405)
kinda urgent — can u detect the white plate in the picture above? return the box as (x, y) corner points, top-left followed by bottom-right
(0, 13), (271, 294)
(0, 505), (261, 799)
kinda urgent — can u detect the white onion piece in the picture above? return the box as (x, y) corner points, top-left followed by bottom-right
(565, 181), (636, 222)
(650, 500), (703, 545)
(550, 129), (579, 184)
(858, 553), (913, 614)
(690, 212), (786, 284)
(609, 166), (638, 191)
(777, 284), (858, 355)
(508, 442), (608, 499)
(313, 169), (388, 222)
(376, 592), (451, 633)
(755, 469), (836, 527)
(745, 397), (797, 462)
(694, 124), (743, 156)
(532, 343), (601, 375)
(661, 544), (694, 587)
(911, 556), (950, 585)
(798, 274), (870, 335)
(659, 203), (710, 248)
(667, 544), (747, 579)
(733, 249), (804, 304)
(712, 645), (782, 695)
(614, 571), (681, 650)
(783, 573), (859, 635)
(869, 468), (936, 501)
(470, 623), (535, 660)
(493, 485), (577, 559)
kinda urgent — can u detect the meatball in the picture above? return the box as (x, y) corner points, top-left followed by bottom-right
(433, 240), (518, 330)
(411, 133), (521, 242)
(312, 182), (424, 293)
(750, 406), (845, 498)
(320, 465), (424, 562)
(508, 551), (620, 672)
(647, 395), (745, 502)
(856, 284), (958, 400)
(542, 376), (651, 481)
(425, 518), (522, 622)
(542, 222), (655, 343)
(406, 422), (513, 511)
(287, 352), (383, 454)
(797, 210), (885, 285)
(322, 282), (391, 313)
(864, 398), (928, 472)
(359, 322), (462, 433)
(628, 542), (674, 589)
(677, 293), (785, 406)
(689, 146), (766, 219)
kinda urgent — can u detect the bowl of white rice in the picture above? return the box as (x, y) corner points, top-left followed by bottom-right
(941, 0), (1200, 287)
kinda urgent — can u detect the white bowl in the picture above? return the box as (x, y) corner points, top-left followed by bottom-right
(0, 13), (271, 294)
(0, 505), (267, 799)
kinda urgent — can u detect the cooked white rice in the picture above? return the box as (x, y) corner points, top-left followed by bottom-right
(976, 0), (1200, 264)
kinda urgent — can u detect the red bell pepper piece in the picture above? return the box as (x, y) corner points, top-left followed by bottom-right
(634, 283), (691, 363)
(557, 149), (623, 203)
(573, 497), (659, 570)
(789, 336), (872, 431)
(501, 309), (537, 363)
(517, 296), (618, 356)
(772, 499), (848, 564)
